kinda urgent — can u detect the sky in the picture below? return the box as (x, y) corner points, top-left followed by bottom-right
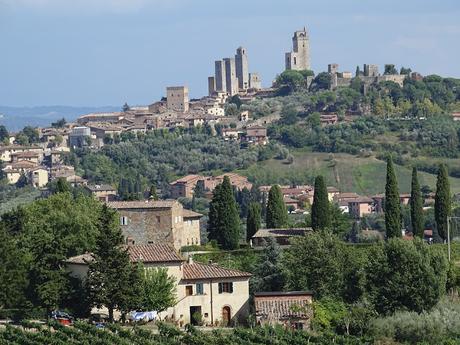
(1, 0), (459, 107)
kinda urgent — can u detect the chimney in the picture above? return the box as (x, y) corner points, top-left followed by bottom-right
(188, 255), (193, 264)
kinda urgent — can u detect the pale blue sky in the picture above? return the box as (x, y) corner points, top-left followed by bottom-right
(1, 0), (459, 107)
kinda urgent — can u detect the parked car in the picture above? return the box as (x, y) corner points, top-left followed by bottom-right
(50, 310), (73, 326)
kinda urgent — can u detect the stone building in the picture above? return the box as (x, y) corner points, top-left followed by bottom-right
(235, 47), (249, 90)
(215, 60), (226, 92)
(364, 64), (379, 77)
(208, 76), (216, 96)
(107, 200), (202, 249)
(254, 291), (313, 329)
(66, 245), (251, 326)
(167, 86), (189, 113)
(170, 174), (205, 199)
(285, 27), (311, 71)
(224, 58), (239, 96)
(249, 73), (262, 90)
(85, 184), (117, 202)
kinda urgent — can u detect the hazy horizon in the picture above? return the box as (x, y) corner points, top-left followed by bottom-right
(1, 0), (459, 107)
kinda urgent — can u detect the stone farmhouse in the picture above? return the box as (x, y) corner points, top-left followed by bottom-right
(107, 200), (202, 249)
(170, 173), (252, 199)
(66, 243), (251, 326)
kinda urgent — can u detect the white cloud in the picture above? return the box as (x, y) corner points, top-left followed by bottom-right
(2, 0), (179, 13)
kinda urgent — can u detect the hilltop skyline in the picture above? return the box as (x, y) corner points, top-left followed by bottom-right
(1, 0), (459, 107)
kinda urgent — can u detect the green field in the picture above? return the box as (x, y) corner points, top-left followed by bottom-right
(239, 150), (460, 195)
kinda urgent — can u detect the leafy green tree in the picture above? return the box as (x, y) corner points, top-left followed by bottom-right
(193, 182), (205, 198)
(311, 175), (331, 231)
(384, 64), (398, 75)
(435, 164), (451, 241)
(310, 72), (332, 91)
(349, 221), (360, 243)
(207, 176), (241, 249)
(400, 67), (412, 75)
(51, 118), (66, 128)
(22, 126), (40, 143)
(0, 225), (28, 308)
(0, 125), (9, 142)
(265, 185), (288, 228)
(122, 102), (130, 112)
(246, 202), (261, 242)
(251, 238), (285, 292)
(86, 205), (135, 321)
(410, 167), (424, 238)
(365, 238), (448, 314)
(55, 177), (72, 194)
(228, 95), (242, 109)
(15, 173), (29, 188)
(149, 185), (158, 200)
(283, 231), (353, 300)
(385, 157), (401, 238)
(141, 267), (176, 312)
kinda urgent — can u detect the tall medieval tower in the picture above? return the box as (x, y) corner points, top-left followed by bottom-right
(285, 27), (310, 71)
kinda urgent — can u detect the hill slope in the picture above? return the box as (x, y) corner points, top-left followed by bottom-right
(240, 150), (460, 195)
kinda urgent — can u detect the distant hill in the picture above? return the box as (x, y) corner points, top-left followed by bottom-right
(0, 105), (120, 131)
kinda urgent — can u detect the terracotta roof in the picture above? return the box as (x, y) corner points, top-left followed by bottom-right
(255, 291), (313, 320)
(11, 151), (40, 157)
(252, 228), (311, 239)
(182, 209), (203, 219)
(171, 174), (204, 184)
(9, 161), (38, 169)
(348, 197), (373, 204)
(86, 184), (116, 192)
(107, 200), (177, 209)
(66, 244), (183, 265)
(182, 262), (251, 280)
(128, 244), (183, 263)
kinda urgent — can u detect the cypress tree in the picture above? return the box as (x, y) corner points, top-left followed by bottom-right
(207, 176), (240, 249)
(266, 185), (288, 228)
(86, 205), (138, 322)
(246, 202), (261, 242)
(385, 156), (402, 238)
(435, 164), (451, 242)
(149, 185), (158, 200)
(311, 175), (331, 231)
(410, 167), (424, 238)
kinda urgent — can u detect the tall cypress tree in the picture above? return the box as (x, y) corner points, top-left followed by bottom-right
(86, 205), (139, 322)
(385, 157), (402, 238)
(410, 167), (424, 238)
(207, 176), (241, 249)
(246, 202), (261, 242)
(266, 185), (288, 228)
(435, 164), (451, 242)
(311, 175), (331, 231)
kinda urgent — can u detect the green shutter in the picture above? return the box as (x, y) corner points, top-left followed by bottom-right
(218, 283), (223, 293)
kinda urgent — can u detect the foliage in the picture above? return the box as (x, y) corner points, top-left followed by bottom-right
(385, 157), (401, 238)
(71, 129), (260, 188)
(246, 202), (261, 242)
(0, 224), (28, 308)
(265, 185), (288, 228)
(369, 298), (460, 344)
(365, 238), (448, 315)
(207, 176), (241, 250)
(141, 267), (176, 312)
(251, 238), (285, 293)
(410, 167), (424, 237)
(86, 205), (140, 321)
(435, 164), (451, 241)
(311, 175), (331, 231)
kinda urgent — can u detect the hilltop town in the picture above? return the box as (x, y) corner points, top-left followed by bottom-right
(2, 24), (460, 345)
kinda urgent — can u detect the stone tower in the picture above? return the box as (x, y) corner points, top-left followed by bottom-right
(285, 27), (310, 71)
(223, 57), (239, 96)
(214, 60), (226, 92)
(235, 47), (249, 90)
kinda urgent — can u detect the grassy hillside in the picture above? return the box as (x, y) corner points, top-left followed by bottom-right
(239, 150), (460, 195)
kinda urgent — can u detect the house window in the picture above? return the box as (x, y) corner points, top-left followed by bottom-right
(120, 216), (129, 225)
(185, 285), (193, 296)
(218, 282), (233, 294)
(196, 283), (204, 295)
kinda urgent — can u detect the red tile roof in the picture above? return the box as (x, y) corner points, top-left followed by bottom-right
(107, 200), (177, 209)
(128, 244), (183, 263)
(182, 262), (251, 280)
(182, 209), (203, 219)
(66, 244), (183, 265)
